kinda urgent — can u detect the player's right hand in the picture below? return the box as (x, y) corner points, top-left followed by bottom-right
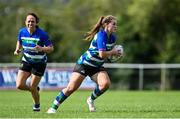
(14, 49), (21, 55)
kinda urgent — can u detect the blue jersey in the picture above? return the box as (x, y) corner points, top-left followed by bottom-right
(77, 29), (116, 67)
(18, 27), (53, 64)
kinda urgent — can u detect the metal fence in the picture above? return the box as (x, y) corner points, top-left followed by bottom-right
(0, 63), (180, 90)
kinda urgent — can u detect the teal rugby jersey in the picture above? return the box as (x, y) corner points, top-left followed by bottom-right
(77, 29), (116, 67)
(18, 27), (53, 64)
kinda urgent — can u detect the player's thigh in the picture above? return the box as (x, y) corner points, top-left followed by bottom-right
(30, 74), (41, 88)
(92, 71), (111, 87)
(16, 70), (31, 86)
(66, 72), (85, 90)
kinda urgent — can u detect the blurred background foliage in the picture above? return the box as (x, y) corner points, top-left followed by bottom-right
(0, 0), (180, 63)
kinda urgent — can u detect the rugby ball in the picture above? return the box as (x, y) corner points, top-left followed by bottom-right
(108, 45), (124, 62)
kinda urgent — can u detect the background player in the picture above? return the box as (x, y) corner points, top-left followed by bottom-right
(14, 12), (54, 111)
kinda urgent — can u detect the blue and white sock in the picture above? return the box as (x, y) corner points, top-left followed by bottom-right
(91, 86), (106, 100)
(51, 91), (67, 110)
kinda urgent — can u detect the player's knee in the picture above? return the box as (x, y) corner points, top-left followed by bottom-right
(66, 86), (77, 94)
(16, 84), (24, 90)
(16, 84), (21, 89)
(100, 81), (111, 91)
(29, 85), (37, 92)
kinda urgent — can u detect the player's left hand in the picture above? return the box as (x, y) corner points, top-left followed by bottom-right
(34, 45), (43, 52)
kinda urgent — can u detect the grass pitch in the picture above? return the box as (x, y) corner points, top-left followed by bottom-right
(0, 90), (180, 118)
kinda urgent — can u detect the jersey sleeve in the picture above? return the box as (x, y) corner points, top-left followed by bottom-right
(96, 32), (107, 51)
(17, 30), (22, 44)
(41, 32), (53, 47)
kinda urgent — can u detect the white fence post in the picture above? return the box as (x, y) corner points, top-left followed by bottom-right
(139, 64), (144, 90)
(160, 64), (166, 91)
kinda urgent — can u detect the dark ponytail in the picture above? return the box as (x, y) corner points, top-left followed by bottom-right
(84, 15), (116, 41)
(84, 16), (104, 41)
